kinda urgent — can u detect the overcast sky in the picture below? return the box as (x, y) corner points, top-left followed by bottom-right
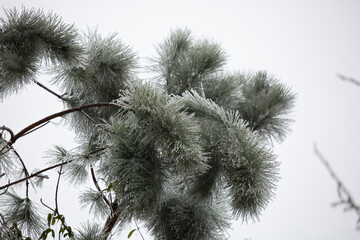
(1, 0), (360, 239)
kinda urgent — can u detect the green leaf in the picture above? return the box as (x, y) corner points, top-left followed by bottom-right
(47, 213), (52, 227)
(107, 182), (113, 191)
(60, 215), (65, 223)
(128, 229), (136, 238)
(67, 226), (73, 235)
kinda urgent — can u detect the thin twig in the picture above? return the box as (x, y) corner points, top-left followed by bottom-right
(40, 198), (55, 212)
(88, 147), (107, 157)
(0, 160), (71, 190)
(10, 102), (120, 144)
(90, 165), (113, 214)
(337, 73), (360, 87)
(0, 214), (18, 239)
(0, 180), (10, 195)
(80, 110), (115, 134)
(33, 80), (69, 101)
(0, 145), (11, 156)
(34, 80), (115, 134)
(314, 144), (360, 229)
(134, 220), (145, 240)
(54, 165), (63, 215)
(22, 121), (50, 137)
(9, 146), (30, 198)
(0, 126), (14, 154)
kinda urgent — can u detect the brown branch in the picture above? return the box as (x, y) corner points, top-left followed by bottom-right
(34, 80), (115, 134)
(103, 204), (122, 240)
(54, 165), (63, 215)
(0, 161), (71, 190)
(40, 198), (55, 212)
(21, 121), (50, 137)
(33, 80), (69, 101)
(80, 110), (115, 134)
(10, 102), (121, 144)
(90, 165), (113, 214)
(10, 146), (30, 198)
(314, 144), (360, 229)
(88, 147), (107, 156)
(0, 180), (10, 196)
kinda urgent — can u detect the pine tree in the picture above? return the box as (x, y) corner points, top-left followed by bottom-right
(0, 8), (295, 239)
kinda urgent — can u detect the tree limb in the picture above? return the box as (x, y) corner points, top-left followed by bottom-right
(90, 165), (113, 214)
(34, 80), (115, 134)
(314, 144), (360, 229)
(33, 80), (69, 101)
(54, 165), (63, 215)
(337, 73), (360, 87)
(10, 102), (121, 144)
(0, 161), (72, 190)
(9, 146), (30, 198)
(102, 204), (122, 240)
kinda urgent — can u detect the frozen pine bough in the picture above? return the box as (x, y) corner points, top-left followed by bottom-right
(0, 8), (295, 240)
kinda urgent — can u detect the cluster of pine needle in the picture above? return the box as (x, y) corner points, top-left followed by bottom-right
(0, 8), (295, 240)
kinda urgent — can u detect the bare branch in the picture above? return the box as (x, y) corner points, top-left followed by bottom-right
(337, 73), (360, 87)
(314, 144), (360, 229)
(33, 80), (69, 101)
(40, 198), (55, 212)
(0, 161), (71, 190)
(21, 121), (50, 137)
(54, 165), (63, 215)
(90, 165), (113, 214)
(80, 110), (115, 134)
(34, 80), (116, 134)
(102, 204), (122, 240)
(0, 214), (18, 239)
(9, 146), (30, 198)
(11, 102), (121, 144)
(134, 220), (145, 240)
(0, 180), (10, 196)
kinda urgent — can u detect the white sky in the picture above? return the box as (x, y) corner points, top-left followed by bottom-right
(1, 0), (360, 239)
